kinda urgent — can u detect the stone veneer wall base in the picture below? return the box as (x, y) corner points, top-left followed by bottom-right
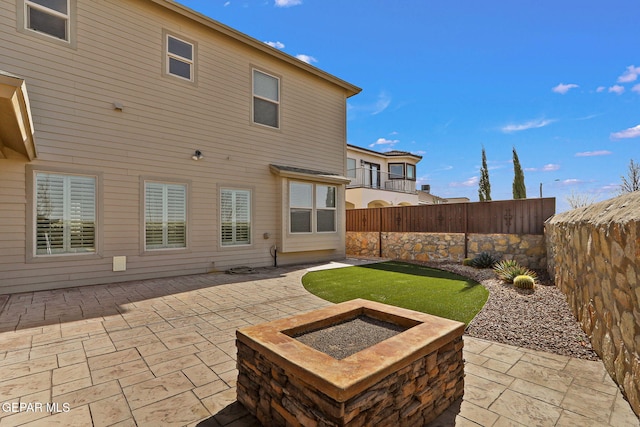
(546, 192), (640, 417)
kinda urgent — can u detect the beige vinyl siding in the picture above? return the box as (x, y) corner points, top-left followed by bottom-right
(0, 0), (352, 293)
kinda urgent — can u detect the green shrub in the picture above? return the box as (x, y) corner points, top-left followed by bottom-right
(469, 252), (500, 269)
(462, 258), (473, 266)
(493, 260), (538, 283)
(513, 275), (535, 289)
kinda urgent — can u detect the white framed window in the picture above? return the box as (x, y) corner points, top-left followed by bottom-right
(166, 34), (194, 81)
(221, 189), (251, 246)
(144, 182), (187, 250)
(316, 185), (336, 232)
(253, 69), (279, 128)
(24, 0), (70, 41)
(35, 172), (96, 255)
(347, 158), (356, 178)
(289, 182), (337, 233)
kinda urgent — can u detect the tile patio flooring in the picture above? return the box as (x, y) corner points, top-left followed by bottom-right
(0, 261), (638, 426)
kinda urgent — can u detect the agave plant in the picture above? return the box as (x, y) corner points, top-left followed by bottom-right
(493, 259), (537, 283)
(469, 252), (500, 269)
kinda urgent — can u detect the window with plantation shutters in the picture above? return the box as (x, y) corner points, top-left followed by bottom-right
(35, 173), (96, 255)
(145, 182), (186, 250)
(221, 189), (251, 246)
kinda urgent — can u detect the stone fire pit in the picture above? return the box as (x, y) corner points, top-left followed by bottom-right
(236, 299), (465, 426)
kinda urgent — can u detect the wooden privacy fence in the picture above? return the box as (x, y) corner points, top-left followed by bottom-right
(346, 198), (556, 235)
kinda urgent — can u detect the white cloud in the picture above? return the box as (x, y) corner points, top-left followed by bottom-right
(372, 91), (391, 115)
(552, 83), (579, 94)
(560, 178), (583, 186)
(632, 84), (640, 94)
(264, 41), (285, 49)
(275, 0), (302, 7)
(223, 1), (230, 6)
(528, 163), (560, 172)
(501, 119), (555, 133)
(575, 150), (612, 157)
(609, 85), (625, 95)
(617, 65), (640, 83)
(596, 86), (606, 93)
(295, 54), (317, 64)
(610, 124), (640, 140)
(449, 176), (478, 187)
(369, 137), (399, 148)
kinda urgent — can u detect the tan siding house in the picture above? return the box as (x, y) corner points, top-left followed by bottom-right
(0, 0), (360, 293)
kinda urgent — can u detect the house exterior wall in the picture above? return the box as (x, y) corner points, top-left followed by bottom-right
(0, 0), (358, 293)
(346, 146), (420, 208)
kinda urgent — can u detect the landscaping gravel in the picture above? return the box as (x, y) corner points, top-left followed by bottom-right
(414, 261), (600, 361)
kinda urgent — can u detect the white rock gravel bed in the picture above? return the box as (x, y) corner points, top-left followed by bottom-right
(415, 261), (599, 361)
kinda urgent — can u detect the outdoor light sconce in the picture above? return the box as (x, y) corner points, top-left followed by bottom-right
(192, 150), (203, 161)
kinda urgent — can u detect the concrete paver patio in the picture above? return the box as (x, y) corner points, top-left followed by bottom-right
(0, 261), (638, 426)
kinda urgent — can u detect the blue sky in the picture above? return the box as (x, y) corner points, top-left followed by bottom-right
(178, 0), (639, 212)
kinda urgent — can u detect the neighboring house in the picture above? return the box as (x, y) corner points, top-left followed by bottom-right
(417, 188), (470, 205)
(0, 0), (360, 293)
(346, 144), (422, 208)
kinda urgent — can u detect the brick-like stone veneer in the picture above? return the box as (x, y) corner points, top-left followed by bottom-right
(236, 300), (465, 426)
(346, 231), (546, 268)
(545, 192), (640, 417)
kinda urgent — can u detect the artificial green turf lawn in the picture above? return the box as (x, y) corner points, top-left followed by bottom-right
(302, 261), (488, 325)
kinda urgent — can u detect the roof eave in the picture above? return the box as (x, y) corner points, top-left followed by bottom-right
(150, 0), (362, 98)
(0, 72), (37, 161)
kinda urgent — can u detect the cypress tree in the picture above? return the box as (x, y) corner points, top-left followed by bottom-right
(512, 147), (527, 199)
(478, 146), (491, 202)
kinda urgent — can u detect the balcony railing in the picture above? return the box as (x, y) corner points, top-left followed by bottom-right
(346, 167), (417, 194)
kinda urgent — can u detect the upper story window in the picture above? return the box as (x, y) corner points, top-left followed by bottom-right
(406, 164), (416, 180)
(25, 0), (70, 41)
(166, 34), (194, 81)
(389, 163), (404, 179)
(388, 163), (416, 181)
(347, 158), (357, 178)
(35, 172), (96, 255)
(253, 69), (279, 128)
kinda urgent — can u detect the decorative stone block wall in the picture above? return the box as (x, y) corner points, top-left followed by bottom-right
(346, 231), (546, 268)
(237, 336), (464, 426)
(545, 192), (640, 417)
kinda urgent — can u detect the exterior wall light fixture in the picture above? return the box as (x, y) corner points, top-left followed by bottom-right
(192, 150), (203, 160)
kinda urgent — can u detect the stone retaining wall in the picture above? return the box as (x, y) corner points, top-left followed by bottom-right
(346, 232), (546, 268)
(237, 336), (464, 426)
(545, 192), (640, 417)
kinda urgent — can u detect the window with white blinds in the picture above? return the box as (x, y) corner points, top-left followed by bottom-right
(145, 182), (187, 250)
(35, 172), (96, 255)
(221, 189), (251, 246)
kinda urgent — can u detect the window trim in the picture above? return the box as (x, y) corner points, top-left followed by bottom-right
(18, 0), (77, 48)
(289, 181), (337, 234)
(163, 30), (197, 83)
(252, 68), (281, 129)
(220, 188), (252, 247)
(26, 165), (103, 262)
(140, 177), (190, 254)
(388, 162), (405, 180)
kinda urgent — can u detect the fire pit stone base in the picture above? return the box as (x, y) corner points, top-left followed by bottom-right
(236, 299), (465, 426)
